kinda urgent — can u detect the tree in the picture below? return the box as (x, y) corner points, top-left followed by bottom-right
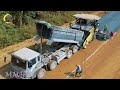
(19, 11), (23, 28)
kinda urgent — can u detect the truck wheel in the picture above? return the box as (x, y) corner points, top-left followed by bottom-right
(48, 60), (57, 71)
(66, 50), (72, 59)
(37, 68), (46, 79)
(71, 45), (79, 54)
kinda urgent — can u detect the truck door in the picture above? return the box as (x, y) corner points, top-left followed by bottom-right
(33, 57), (43, 74)
(28, 58), (38, 75)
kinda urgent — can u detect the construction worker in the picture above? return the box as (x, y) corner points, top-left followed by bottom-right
(74, 64), (82, 78)
(4, 56), (6, 62)
(103, 24), (110, 40)
(110, 32), (114, 39)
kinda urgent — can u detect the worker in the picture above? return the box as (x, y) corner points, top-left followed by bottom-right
(110, 32), (114, 39)
(4, 56), (6, 62)
(103, 24), (110, 40)
(74, 64), (82, 78)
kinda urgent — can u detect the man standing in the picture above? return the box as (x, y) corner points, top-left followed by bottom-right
(103, 24), (110, 40)
(110, 32), (114, 39)
(74, 64), (82, 78)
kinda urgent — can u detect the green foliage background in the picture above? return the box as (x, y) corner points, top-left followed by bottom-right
(0, 11), (94, 49)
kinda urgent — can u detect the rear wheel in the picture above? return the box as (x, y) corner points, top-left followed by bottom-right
(37, 68), (46, 79)
(66, 49), (72, 59)
(71, 45), (79, 54)
(48, 60), (57, 71)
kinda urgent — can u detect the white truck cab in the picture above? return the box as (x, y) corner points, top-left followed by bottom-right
(10, 48), (43, 79)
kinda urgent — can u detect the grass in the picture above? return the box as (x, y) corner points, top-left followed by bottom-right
(0, 24), (36, 49)
(37, 11), (95, 26)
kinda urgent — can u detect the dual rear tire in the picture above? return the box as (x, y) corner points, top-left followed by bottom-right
(37, 45), (79, 79)
(48, 60), (57, 71)
(71, 45), (79, 54)
(37, 68), (46, 79)
(66, 45), (79, 59)
(37, 60), (57, 79)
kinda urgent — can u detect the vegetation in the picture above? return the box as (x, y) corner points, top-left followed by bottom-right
(0, 11), (94, 49)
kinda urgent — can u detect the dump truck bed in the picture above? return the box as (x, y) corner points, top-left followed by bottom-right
(36, 22), (85, 46)
(48, 26), (84, 45)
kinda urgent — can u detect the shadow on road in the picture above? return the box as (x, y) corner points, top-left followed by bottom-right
(64, 72), (75, 78)
(96, 37), (107, 41)
(0, 63), (11, 79)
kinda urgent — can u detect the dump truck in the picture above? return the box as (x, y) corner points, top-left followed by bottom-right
(10, 14), (100, 79)
(36, 14), (100, 48)
(10, 43), (73, 79)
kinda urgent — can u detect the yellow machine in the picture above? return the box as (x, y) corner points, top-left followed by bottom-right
(71, 14), (101, 48)
(82, 26), (95, 48)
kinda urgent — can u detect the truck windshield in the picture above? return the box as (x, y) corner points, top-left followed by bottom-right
(11, 56), (26, 69)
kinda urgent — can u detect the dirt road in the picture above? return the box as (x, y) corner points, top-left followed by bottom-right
(0, 11), (106, 79)
(42, 30), (120, 79)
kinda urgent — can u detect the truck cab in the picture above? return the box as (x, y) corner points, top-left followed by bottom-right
(10, 48), (43, 79)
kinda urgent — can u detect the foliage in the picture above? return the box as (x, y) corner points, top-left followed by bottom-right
(0, 11), (94, 49)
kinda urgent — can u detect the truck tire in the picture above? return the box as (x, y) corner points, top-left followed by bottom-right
(71, 45), (79, 54)
(48, 60), (57, 71)
(37, 68), (46, 79)
(66, 50), (72, 59)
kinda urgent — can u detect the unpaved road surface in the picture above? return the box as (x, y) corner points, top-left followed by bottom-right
(43, 30), (120, 79)
(0, 11), (108, 79)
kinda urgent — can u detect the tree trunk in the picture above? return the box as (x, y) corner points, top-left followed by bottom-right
(19, 11), (23, 28)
